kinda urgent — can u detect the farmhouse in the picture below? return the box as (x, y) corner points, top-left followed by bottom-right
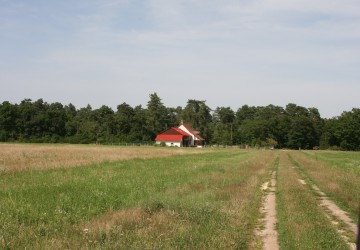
(155, 121), (205, 147)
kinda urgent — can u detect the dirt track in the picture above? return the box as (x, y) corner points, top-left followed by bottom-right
(312, 183), (357, 250)
(257, 171), (279, 250)
(256, 153), (358, 250)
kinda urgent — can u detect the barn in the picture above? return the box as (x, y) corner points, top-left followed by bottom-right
(155, 122), (205, 147)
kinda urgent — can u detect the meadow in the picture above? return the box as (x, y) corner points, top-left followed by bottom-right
(0, 144), (359, 249)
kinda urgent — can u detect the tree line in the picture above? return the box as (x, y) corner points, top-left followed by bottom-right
(0, 93), (359, 150)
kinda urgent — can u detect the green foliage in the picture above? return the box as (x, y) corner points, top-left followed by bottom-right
(266, 137), (278, 147)
(146, 93), (169, 137)
(211, 107), (235, 145)
(0, 97), (359, 150)
(322, 108), (360, 150)
(182, 99), (212, 142)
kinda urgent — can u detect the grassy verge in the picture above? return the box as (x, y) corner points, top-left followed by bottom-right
(276, 152), (349, 249)
(0, 149), (274, 249)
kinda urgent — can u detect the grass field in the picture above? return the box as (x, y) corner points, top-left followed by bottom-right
(297, 150), (360, 220)
(0, 144), (359, 249)
(0, 144), (206, 172)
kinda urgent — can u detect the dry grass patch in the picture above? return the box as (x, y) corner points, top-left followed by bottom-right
(36, 207), (191, 249)
(85, 207), (145, 232)
(0, 143), (206, 172)
(83, 206), (189, 235)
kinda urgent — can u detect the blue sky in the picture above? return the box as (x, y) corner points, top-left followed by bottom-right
(1, 0), (359, 118)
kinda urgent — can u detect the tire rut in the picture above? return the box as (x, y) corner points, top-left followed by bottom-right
(257, 171), (279, 250)
(290, 154), (357, 250)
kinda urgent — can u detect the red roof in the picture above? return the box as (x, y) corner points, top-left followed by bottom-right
(172, 127), (190, 136)
(155, 134), (184, 141)
(155, 127), (190, 141)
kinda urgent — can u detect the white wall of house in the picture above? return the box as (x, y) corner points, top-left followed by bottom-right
(178, 125), (194, 146)
(156, 141), (182, 147)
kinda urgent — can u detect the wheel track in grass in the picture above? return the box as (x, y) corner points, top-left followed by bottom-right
(276, 152), (350, 249)
(288, 153), (357, 250)
(255, 157), (279, 250)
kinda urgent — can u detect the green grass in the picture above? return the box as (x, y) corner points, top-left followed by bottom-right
(303, 150), (360, 177)
(1, 147), (359, 249)
(276, 153), (349, 250)
(295, 151), (360, 220)
(0, 149), (272, 249)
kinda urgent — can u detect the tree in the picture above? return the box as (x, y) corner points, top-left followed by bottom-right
(130, 105), (152, 142)
(308, 107), (324, 146)
(214, 107), (235, 124)
(336, 109), (360, 150)
(234, 105), (286, 147)
(235, 105), (257, 124)
(0, 101), (18, 141)
(167, 106), (182, 127)
(64, 103), (77, 138)
(182, 99), (212, 143)
(46, 102), (67, 141)
(73, 105), (97, 143)
(1, 96), (359, 150)
(320, 118), (339, 149)
(93, 105), (115, 143)
(238, 119), (270, 146)
(16, 99), (47, 141)
(285, 103), (319, 149)
(115, 102), (134, 141)
(146, 93), (169, 138)
(258, 105), (287, 148)
(212, 107), (235, 145)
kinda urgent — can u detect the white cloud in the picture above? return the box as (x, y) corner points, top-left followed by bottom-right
(0, 0), (359, 117)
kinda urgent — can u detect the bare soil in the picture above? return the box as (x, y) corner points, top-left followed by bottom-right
(257, 171), (279, 250)
(312, 184), (357, 250)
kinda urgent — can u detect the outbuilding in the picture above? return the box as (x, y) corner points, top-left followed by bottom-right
(155, 127), (191, 147)
(155, 121), (205, 147)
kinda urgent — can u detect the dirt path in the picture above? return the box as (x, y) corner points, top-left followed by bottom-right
(295, 177), (357, 249)
(257, 171), (279, 250)
(312, 184), (357, 235)
(312, 183), (357, 250)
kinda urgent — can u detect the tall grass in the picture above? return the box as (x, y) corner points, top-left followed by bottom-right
(276, 153), (349, 249)
(292, 151), (360, 220)
(0, 149), (273, 249)
(304, 150), (360, 177)
(0, 143), (205, 172)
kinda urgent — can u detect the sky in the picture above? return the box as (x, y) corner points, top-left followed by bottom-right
(1, 0), (359, 118)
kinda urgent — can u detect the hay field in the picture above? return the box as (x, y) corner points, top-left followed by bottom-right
(0, 143), (206, 172)
(0, 145), (359, 249)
